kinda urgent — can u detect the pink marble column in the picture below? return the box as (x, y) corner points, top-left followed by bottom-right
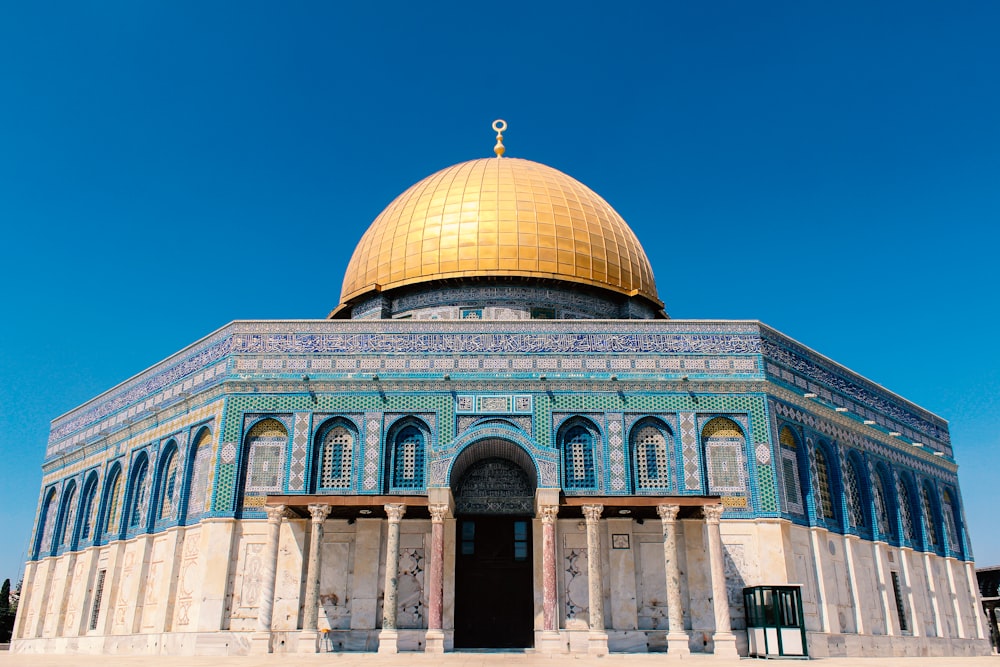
(539, 505), (560, 631)
(581, 504), (608, 656)
(425, 503), (448, 653)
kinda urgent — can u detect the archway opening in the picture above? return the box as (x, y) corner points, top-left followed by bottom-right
(450, 440), (537, 649)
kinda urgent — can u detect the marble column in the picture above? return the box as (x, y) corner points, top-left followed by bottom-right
(298, 503), (331, 653)
(251, 504), (286, 654)
(657, 504), (690, 656)
(378, 503), (406, 654)
(536, 504), (561, 653)
(872, 541), (895, 635)
(843, 534), (865, 634)
(965, 561), (987, 640)
(704, 504), (738, 658)
(582, 504), (608, 656)
(923, 551), (944, 637)
(425, 503), (448, 653)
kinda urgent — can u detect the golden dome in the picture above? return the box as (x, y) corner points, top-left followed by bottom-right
(338, 157), (661, 309)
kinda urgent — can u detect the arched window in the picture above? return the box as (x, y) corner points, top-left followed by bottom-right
(127, 454), (151, 531)
(778, 425), (805, 514)
(814, 444), (836, 521)
(559, 419), (598, 490)
(315, 420), (356, 490)
(844, 454), (869, 532)
(244, 419), (288, 494)
(871, 465), (896, 540)
(941, 489), (961, 555)
(631, 419), (670, 491)
(390, 423), (426, 490)
(54, 481), (78, 551)
(921, 481), (940, 550)
(33, 488), (57, 558)
(102, 465), (124, 540)
(185, 428), (213, 522)
(156, 444), (181, 521)
(896, 474), (916, 543)
(76, 473), (100, 543)
(703, 417), (747, 497)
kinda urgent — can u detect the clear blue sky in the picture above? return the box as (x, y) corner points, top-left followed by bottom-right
(1, 2), (998, 583)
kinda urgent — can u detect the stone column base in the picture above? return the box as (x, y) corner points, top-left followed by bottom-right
(378, 629), (399, 654)
(712, 631), (739, 658)
(249, 631), (272, 654)
(535, 630), (564, 653)
(588, 631), (609, 656)
(425, 629), (445, 653)
(667, 631), (691, 657)
(297, 630), (319, 654)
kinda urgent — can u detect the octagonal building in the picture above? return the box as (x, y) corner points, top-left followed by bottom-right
(13, 127), (990, 657)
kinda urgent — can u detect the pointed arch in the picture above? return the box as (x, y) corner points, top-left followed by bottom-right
(53, 480), (78, 553)
(558, 416), (600, 491)
(385, 417), (429, 492)
(895, 471), (918, 545)
(75, 471), (100, 545)
(125, 451), (152, 533)
(920, 479), (942, 553)
(155, 440), (181, 523)
(313, 417), (358, 492)
(242, 418), (288, 497)
(941, 487), (963, 557)
(32, 487), (58, 559)
(185, 427), (214, 522)
(871, 462), (897, 542)
(844, 451), (871, 537)
(629, 417), (672, 492)
(813, 441), (838, 524)
(702, 417), (748, 498)
(778, 424), (807, 515)
(100, 462), (125, 541)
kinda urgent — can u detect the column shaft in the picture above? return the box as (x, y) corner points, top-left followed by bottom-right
(704, 504), (738, 657)
(657, 504), (690, 656)
(581, 504), (608, 656)
(251, 504), (286, 655)
(302, 504), (331, 632)
(378, 503), (406, 654)
(540, 506), (559, 631)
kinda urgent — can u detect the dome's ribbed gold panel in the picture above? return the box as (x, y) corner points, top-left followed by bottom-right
(340, 157), (660, 306)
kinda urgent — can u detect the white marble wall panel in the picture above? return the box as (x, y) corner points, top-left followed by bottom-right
(606, 519), (637, 631)
(396, 521), (428, 629)
(320, 522), (355, 630)
(41, 556), (69, 637)
(139, 532), (178, 633)
(852, 543), (883, 634)
(272, 519), (306, 631)
(110, 540), (144, 635)
(227, 521), (268, 632)
(561, 523), (589, 629)
(349, 519), (381, 631)
(62, 550), (95, 637)
(172, 526), (202, 630)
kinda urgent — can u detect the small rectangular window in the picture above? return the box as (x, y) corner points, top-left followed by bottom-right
(461, 521), (475, 556)
(513, 520), (529, 562)
(89, 569), (107, 631)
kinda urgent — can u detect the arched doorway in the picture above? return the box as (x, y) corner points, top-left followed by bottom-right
(451, 440), (537, 649)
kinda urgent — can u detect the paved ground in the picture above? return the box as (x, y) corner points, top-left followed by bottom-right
(0, 654), (999, 667)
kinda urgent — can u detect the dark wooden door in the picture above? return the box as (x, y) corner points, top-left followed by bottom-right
(454, 516), (534, 648)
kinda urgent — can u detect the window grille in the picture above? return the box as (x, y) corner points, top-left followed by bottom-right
(562, 425), (596, 488)
(815, 447), (835, 520)
(320, 425), (354, 489)
(633, 425), (668, 489)
(89, 569), (106, 631)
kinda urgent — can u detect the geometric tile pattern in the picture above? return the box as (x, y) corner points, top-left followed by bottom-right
(606, 414), (625, 491)
(363, 413), (382, 491)
(680, 412), (700, 490)
(289, 412), (309, 492)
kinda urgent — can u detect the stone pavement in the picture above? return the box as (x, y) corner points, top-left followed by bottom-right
(0, 654), (999, 667)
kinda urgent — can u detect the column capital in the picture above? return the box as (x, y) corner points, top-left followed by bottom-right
(307, 503), (331, 523)
(428, 503), (449, 523)
(539, 505), (560, 525)
(656, 503), (680, 522)
(264, 504), (287, 524)
(582, 504), (604, 523)
(384, 503), (406, 523)
(703, 503), (724, 524)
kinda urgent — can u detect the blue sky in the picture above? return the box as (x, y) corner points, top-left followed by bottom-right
(1, 2), (998, 583)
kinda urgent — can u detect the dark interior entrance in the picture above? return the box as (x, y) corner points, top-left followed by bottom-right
(454, 515), (534, 648)
(451, 453), (537, 649)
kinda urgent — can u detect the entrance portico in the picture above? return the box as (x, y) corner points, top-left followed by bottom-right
(261, 487), (733, 656)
